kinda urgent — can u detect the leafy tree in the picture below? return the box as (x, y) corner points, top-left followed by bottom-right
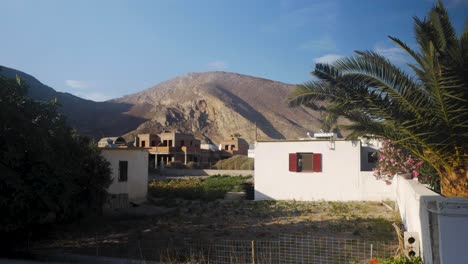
(289, 1), (467, 197)
(0, 74), (112, 238)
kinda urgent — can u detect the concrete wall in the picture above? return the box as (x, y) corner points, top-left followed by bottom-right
(154, 169), (254, 177)
(395, 176), (468, 264)
(101, 149), (149, 203)
(254, 140), (394, 201)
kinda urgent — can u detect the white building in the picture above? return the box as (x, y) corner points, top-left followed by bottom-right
(254, 139), (394, 201)
(248, 144), (255, 158)
(101, 148), (149, 207)
(200, 143), (219, 151)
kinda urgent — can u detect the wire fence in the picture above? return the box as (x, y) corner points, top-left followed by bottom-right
(37, 233), (398, 264)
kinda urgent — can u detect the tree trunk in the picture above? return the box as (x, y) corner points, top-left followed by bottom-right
(440, 167), (468, 198)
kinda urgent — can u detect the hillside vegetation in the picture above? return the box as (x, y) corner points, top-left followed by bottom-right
(212, 155), (254, 170)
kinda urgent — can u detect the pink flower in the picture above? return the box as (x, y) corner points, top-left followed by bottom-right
(413, 170), (419, 178)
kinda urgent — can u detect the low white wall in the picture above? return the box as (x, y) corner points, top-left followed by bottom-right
(254, 140), (395, 201)
(101, 149), (149, 203)
(154, 169), (254, 177)
(395, 176), (439, 262)
(395, 176), (468, 264)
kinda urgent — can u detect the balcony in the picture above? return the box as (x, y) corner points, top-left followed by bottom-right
(149, 146), (178, 153)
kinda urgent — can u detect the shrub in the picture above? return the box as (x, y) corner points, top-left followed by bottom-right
(186, 162), (200, 169)
(373, 140), (423, 184)
(0, 75), (111, 246)
(149, 179), (203, 199)
(368, 256), (423, 264)
(417, 162), (441, 193)
(166, 161), (186, 169)
(213, 155), (254, 170)
(148, 175), (251, 201)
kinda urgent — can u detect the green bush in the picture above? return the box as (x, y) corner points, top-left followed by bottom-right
(380, 256), (424, 264)
(166, 161), (186, 169)
(149, 175), (251, 201)
(0, 75), (111, 244)
(186, 162), (200, 169)
(213, 155), (254, 170)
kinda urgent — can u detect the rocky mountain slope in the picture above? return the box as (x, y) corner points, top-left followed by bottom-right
(113, 72), (324, 143)
(2, 66), (330, 144)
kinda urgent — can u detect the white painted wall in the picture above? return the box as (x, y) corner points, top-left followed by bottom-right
(254, 140), (395, 201)
(101, 149), (149, 203)
(395, 176), (468, 264)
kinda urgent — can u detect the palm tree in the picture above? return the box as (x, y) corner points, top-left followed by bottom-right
(289, 1), (468, 197)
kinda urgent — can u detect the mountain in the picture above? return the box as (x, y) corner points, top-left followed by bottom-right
(2, 66), (331, 144)
(0, 65), (146, 138)
(113, 72), (325, 143)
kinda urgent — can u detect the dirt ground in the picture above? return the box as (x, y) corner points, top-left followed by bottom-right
(42, 199), (401, 246)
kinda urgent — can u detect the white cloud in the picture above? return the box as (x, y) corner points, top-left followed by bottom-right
(207, 60), (228, 71)
(313, 54), (343, 64)
(73, 91), (112, 102)
(65, 79), (93, 89)
(299, 36), (336, 51)
(374, 45), (408, 64)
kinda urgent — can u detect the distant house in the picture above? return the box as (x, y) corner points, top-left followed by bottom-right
(101, 148), (149, 208)
(219, 137), (249, 158)
(254, 138), (393, 201)
(136, 132), (201, 167)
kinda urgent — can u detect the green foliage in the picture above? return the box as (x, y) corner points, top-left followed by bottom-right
(186, 161), (200, 169)
(0, 74), (112, 236)
(213, 155), (254, 170)
(148, 175), (251, 201)
(166, 161), (186, 169)
(288, 1), (468, 196)
(417, 162), (441, 193)
(374, 256), (424, 264)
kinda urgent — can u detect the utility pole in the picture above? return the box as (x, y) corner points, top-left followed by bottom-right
(255, 122), (257, 141)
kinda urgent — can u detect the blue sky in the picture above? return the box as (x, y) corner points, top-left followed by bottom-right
(1, 0), (467, 101)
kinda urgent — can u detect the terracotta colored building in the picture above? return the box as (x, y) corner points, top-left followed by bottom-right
(219, 137), (249, 158)
(137, 132), (201, 167)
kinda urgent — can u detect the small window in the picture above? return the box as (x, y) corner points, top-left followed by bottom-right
(300, 153), (314, 171)
(289, 153), (322, 172)
(368, 152), (378, 163)
(230, 144), (235, 150)
(151, 140), (156, 146)
(141, 141), (146, 147)
(118, 161), (128, 182)
(225, 145), (229, 150)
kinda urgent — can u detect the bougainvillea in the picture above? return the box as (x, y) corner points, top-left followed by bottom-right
(373, 140), (440, 193)
(373, 140), (422, 184)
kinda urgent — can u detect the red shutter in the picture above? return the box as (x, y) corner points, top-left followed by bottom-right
(289, 153), (298, 172)
(313, 153), (322, 172)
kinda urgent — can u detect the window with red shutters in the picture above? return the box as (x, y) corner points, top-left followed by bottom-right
(289, 153), (298, 172)
(289, 152), (322, 172)
(313, 153), (322, 172)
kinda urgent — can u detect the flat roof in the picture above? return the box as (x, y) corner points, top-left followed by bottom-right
(257, 138), (351, 143)
(100, 147), (148, 151)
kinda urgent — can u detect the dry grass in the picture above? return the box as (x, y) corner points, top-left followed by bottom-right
(43, 199), (401, 244)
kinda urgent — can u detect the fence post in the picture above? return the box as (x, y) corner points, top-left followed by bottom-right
(251, 240), (255, 264)
(370, 243), (373, 259)
(95, 233), (99, 256)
